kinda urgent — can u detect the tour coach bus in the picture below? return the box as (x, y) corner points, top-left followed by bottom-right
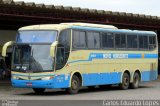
(2, 23), (158, 94)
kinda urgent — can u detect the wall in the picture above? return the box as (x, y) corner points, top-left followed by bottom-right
(157, 30), (160, 75)
(0, 30), (17, 51)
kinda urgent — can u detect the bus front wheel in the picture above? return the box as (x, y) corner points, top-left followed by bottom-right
(33, 88), (45, 94)
(120, 72), (130, 90)
(130, 72), (140, 89)
(67, 75), (80, 94)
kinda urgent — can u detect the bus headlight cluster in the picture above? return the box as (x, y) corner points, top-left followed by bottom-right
(41, 76), (53, 80)
(12, 76), (20, 80)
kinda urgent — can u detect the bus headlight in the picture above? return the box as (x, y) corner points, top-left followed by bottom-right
(41, 76), (53, 80)
(12, 76), (20, 80)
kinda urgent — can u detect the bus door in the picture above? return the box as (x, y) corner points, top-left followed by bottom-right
(56, 45), (65, 70)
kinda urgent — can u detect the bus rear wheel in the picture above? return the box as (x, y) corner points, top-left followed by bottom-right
(120, 72), (130, 90)
(67, 75), (80, 94)
(130, 72), (140, 89)
(33, 88), (45, 94)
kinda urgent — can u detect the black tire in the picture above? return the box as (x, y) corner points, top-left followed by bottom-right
(130, 72), (140, 89)
(120, 72), (130, 90)
(33, 88), (45, 94)
(67, 75), (81, 94)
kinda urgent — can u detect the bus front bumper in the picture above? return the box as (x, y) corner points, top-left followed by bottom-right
(11, 75), (70, 89)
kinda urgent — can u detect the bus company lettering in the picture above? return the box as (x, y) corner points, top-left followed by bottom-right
(103, 54), (112, 59)
(113, 54), (128, 59)
(90, 54), (97, 58)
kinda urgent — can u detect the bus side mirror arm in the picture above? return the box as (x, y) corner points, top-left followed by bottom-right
(2, 41), (15, 57)
(50, 41), (58, 57)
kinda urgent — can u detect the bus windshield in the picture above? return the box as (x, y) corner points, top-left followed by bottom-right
(12, 44), (54, 72)
(12, 30), (58, 72)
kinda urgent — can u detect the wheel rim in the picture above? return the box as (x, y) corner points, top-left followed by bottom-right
(134, 74), (139, 86)
(123, 75), (129, 87)
(72, 79), (78, 90)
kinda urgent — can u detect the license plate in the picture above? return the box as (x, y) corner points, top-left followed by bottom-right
(26, 82), (32, 86)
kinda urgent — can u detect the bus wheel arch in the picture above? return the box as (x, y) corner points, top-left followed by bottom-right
(67, 72), (82, 94)
(134, 70), (141, 81)
(72, 72), (82, 86)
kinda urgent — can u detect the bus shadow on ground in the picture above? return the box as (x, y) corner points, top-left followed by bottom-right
(18, 85), (152, 96)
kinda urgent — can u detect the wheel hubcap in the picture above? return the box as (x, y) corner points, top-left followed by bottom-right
(72, 80), (78, 90)
(124, 77), (129, 86)
(134, 76), (139, 86)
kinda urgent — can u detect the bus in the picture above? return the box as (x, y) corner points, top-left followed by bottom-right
(2, 23), (158, 94)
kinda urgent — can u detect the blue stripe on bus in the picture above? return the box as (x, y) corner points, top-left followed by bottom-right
(12, 74), (70, 89)
(144, 54), (158, 58)
(11, 70), (157, 88)
(141, 71), (158, 81)
(68, 53), (158, 64)
(83, 70), (157, 86)
(82, 72), (122, 86)
(128, 54), (142, 58)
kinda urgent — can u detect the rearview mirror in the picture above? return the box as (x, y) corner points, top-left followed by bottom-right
(50, 41), (58, 57)
(2, 41), (15, 57)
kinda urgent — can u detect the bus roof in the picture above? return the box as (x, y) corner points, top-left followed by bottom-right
(18, 24), (70, 31)
(60, 22), (118, 29)
(18, 23), (117, 31)
(110, 29), (156, 35)
(18, 23), (156, 35)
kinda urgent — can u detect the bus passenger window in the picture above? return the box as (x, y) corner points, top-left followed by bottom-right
(73, 31), (86, 48)
(115, 34), (126, 48)
(149, 36), (156, 49)
(87, 32), (100, 49)
(127, 35), (138, 49)
(102, 33), (114, 48)
(139, 35), (148, 49)
(115, 34), (121, 48)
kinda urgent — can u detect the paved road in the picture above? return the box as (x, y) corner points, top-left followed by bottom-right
(0, 79), (160, 101)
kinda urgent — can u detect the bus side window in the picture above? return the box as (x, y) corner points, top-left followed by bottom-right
(127, 35), (138, 49)
(138, 35), (148, 49)
(102, 33), (114, 48)
(73, 30), (86, 48)
(87, 32), (100, 49)
(149, 36), (156, 50)
(115, 34), (126, 49)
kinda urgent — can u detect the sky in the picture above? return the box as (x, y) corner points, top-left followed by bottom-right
(13, 0), (160, 16)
